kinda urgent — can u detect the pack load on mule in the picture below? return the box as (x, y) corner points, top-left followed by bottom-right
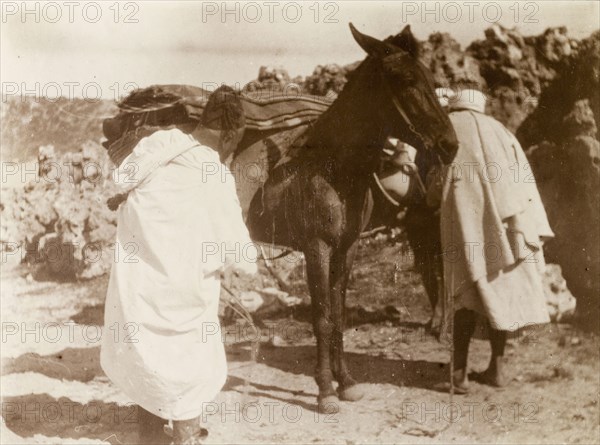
(102, 84), (333, 166)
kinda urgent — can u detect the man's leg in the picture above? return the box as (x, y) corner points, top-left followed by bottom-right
(137, 407), (170, 445)
(483, 327), (509, 386)
(469, 325), (508, 387)
(453, 308), (477, 388)
(488, 328), (508, 385)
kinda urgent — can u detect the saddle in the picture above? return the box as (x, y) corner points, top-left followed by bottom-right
(102, 84), (332, 166)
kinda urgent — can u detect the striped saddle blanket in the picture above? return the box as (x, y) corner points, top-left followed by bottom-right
(102, 84), (333, 166)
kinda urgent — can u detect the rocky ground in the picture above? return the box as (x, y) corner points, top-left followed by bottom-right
(1, 239), (598, 444)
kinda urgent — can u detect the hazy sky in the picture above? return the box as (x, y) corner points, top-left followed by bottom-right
(2, 1), (599, 99)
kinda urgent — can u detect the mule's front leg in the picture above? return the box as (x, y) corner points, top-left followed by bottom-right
(304, 238), (339, 414)
(330, 242), (365, 402)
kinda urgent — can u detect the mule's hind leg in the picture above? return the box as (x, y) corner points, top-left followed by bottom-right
(330, 241), (365, 402)
(304, 238), (339, 413)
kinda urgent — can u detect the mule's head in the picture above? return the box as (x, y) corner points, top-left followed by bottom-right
(350, 23), (458, 163)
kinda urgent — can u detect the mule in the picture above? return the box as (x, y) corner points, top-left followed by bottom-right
(244, 24), (458, 412)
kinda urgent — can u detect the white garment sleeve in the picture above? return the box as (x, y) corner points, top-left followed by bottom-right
(112, 129), (198, 194)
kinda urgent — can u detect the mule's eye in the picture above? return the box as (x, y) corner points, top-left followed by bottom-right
(384, 62), (417, 85)
(388, 70), (417, 86)
(398, 73), (417, 85)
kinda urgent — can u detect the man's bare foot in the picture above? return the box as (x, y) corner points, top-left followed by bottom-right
(469, 357), (509, 387)
(453, 367), (468, 385)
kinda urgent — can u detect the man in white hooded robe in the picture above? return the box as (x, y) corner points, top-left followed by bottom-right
(101, 86), (257, 444)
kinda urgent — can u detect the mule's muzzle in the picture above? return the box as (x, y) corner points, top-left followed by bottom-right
(436, 135), (459, 164)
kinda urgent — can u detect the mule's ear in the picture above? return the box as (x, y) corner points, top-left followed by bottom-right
(349, 23), (397, 57)
(389, 25), (420, 58)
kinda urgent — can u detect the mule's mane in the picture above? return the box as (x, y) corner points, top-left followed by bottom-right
(300, 56), (388, 164)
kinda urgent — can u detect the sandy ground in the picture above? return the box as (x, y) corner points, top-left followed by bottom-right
(1, 241), (599, 444)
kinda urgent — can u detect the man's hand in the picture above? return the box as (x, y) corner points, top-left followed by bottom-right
(107, 193), (129, 211)
(399, 162), (419, 177)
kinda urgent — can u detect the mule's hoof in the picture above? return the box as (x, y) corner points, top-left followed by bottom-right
(338, 384), (365, 402)
(317, 395), (340, 414)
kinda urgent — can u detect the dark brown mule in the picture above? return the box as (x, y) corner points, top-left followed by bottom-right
(246, 24), (458, 412)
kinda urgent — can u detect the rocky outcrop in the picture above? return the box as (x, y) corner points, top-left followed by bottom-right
(519, 31), (600, 328)
(543, 264), (576, 323)
(528, 136), (600, 329)
(466, 25), (578, 132)
(243, 65), (304, 94)
(518, 31), (600, 147)
(420, 32), (484, 88)
(303, 62), (359, 97)
(1, 142), (118, 280)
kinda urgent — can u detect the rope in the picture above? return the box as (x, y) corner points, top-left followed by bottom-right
(119, 99), (184, 114)
(258, 245), (294, 293)
(449, 268), (455, 419)
(388, 84), (428, 152)
(257, 243), (294, 261)
(359, 225), (388, 238)
(221, 283), (255, 326)
(220, 282), (259, 403)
